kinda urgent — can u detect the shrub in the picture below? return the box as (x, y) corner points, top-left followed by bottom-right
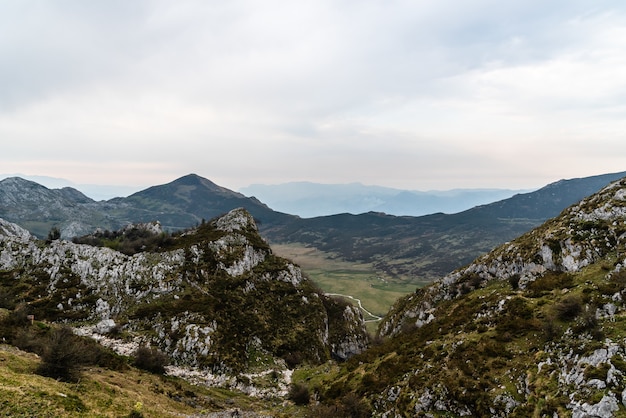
(554, 295), (582, 321)
(337, 393), (372, 418)
(527, 272), (574, 297)
(283, 351), (305, 369)
(47, 226), (61, 241)
(37, 326), (91, 382)
(133, 345), (169, 374)
(307, 393), (371, 418)
(541, 318), (563, 341)
(508, 274), (521, 290)
(288, 383), (311, 405)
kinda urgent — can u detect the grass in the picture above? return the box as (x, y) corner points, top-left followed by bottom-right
(0, 344), (279, 417)
(272, 244), (417, 332)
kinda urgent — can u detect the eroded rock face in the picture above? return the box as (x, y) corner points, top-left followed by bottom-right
(0, 208), (368, 384)
(381, 178), (626, 337)
(0, 218), (32, 242)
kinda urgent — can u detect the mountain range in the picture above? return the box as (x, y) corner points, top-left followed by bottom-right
(2, 171), (626, 284)
(240, 182), (529, 218)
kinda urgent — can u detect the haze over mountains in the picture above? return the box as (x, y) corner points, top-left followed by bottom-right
(1, 173), (529, 216)
(240, 182), (530, 217)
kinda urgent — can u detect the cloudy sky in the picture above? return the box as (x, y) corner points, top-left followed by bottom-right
(1, 0), (626, 193)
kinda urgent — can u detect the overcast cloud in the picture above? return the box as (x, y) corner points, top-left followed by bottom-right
(1, 0), (625, 191)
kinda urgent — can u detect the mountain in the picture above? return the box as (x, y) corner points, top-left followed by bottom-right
(105, 173), (293, 230)
(0, 208), (368, 389)
(298, 176), (626, 416)
(264, 171), (626, 282)
(0, 177), (115, 238)
(2, 172), (626, 285)
(240, 181), (526, 218)
(0, 174), (295, 239)
(0, 173), (142, 200)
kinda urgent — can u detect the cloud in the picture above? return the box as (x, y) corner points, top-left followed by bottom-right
(1, 1), (626, 190)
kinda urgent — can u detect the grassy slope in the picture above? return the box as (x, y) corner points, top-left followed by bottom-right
(0, 343), (286, 417)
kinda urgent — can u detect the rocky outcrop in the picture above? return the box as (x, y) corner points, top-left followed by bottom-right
(381, 177), (626, 337)
(0, 209), (368, 391)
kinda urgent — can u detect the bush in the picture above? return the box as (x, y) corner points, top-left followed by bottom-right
(306, 393), (371, 418)
(554, 295), (582, 321)
(508, 274), (521, 290)
(288, 382), (311, 405)
(541, 318), (562, 341)
(37, 326), (91, 382)
(133, 345), (169, 374)
(527, 272), (574, 297)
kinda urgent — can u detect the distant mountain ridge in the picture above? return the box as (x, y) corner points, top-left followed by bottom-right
(240, 181), (528, 217)
(0, 174), (295, 239)
(1, 171), (625, 284)
(263, 171), (626, 281)
(0, 173), (142, 201)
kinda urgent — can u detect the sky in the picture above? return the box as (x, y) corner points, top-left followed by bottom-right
(1, 0), (626, 194)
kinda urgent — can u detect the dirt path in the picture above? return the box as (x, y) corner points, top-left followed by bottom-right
(325, 293), (383, 322)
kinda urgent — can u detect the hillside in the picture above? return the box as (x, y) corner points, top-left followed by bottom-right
(0, 342), (278, 417)
(0, 177), (113, 238)
(0, 209), (368, 396)
(296, 177), (626, 416)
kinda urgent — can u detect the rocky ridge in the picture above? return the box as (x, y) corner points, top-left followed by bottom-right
(305, 176), (626, 416)
(380, 177), (626, 337)
(0, 208), (368, 395)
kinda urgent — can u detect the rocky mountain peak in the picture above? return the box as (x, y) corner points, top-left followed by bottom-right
(214, 207), (257, 232)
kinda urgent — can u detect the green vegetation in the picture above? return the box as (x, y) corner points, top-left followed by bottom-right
(296, 252), (626, 416)
(272, 243), (418, 330)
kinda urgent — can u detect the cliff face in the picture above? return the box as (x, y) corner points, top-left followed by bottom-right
(0, 208), (368, 392)
(309, 177), (626, 416)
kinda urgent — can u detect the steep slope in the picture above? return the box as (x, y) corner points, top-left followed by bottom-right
(302, 177), (626, 416)
(0, 209), (368, 392)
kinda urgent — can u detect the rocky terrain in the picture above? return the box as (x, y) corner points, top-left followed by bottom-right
(0, 208), (368, 397)
(298, 176), (626, 416)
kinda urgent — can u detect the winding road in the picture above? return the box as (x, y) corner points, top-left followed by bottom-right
(325, 293), (383, 323)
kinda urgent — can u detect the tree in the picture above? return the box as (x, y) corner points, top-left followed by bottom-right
(47, 226), (61, 241)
